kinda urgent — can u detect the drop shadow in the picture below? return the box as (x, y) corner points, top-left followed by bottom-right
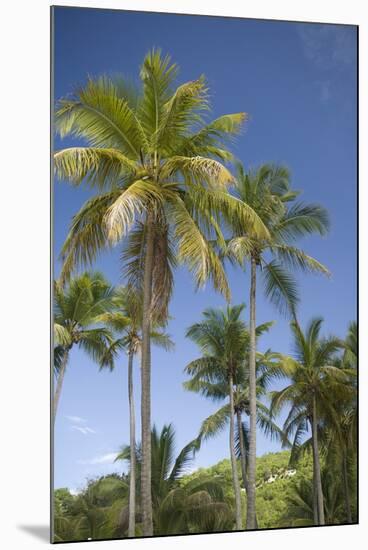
(17, 525), (50, 543)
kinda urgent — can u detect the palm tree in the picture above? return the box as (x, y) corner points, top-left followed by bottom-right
(54, 50), (268, 535)
(226, 164), (330, 528)
(61, 476), (128, 542)
(270, 318), (345, 526)
(184, 311), (286, 528)
(281, 470), (345, 527)
(53, 271), (115, 423)
(97, 287), (174, 537)
(323, 321), (357, 523)
(184, 305), (251, 529)
(116, 424), (232, 535)
(281, 322), (357, 525)
(337, 322), (357, 523)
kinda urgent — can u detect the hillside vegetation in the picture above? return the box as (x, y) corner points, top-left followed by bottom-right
(54, 447), (356, 540)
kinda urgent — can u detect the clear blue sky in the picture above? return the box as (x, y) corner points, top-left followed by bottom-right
(52, 7), (357, 492)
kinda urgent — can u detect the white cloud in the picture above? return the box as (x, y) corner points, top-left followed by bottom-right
(65, 415), (86, 424)
(77, 452), (118, 465)
(71, 425), (96, 435)
(65, 415), (96, 435)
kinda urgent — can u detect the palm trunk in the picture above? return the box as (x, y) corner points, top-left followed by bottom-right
(128, 350), (136, 537)
(312, 470), (319, 525)
(311, 396), (325, 525)
(342, 449), (352, 523)
(141, 216), (154, 536)
(53, 347), (69, 423)
(229, 374), (243, 529)
(236, 408), (248, 493)
(246, 256), (257, 529)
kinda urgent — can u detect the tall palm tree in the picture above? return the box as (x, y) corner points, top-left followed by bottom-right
(226, 164), (330, 528)
(270, 318), (345, 526)
(184, 305), (251, 529)
(97, 287), (174, 537)
(53, 271), (115, 422)
(116, 424), (232, 535)
(184, 313), (286, 527)
(323, 321), (357, 523)
(337, 322), (357, 523)
(279, 322), (357, 525)
(54, 50), (268, 535)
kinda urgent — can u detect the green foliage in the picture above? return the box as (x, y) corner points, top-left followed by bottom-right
(54, 49), (268, 309)
(54, 475), (128, 542)
(115, 424), (232, 536)
(52, 50), (357, 541)
(227, 163), (330, 316)
(54, 440), (357, 539)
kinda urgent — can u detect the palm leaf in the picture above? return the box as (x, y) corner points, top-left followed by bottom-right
(261, 259), (299, 316)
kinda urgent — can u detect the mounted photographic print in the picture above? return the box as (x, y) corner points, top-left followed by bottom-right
(51, 5), (358, 543)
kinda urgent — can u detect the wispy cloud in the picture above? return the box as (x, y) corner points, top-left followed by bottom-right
(65, 415), (96, 435)
(65, 415), (86, 424)
(71, 425), (96, 435)
(297, 24), (356, 69)
(77, 452), (118, 466)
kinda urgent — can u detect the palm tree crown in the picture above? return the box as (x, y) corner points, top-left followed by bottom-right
(53, 271), (115, 420)
(54, 49), (268, 308)
(227, 164), (330, 314)
(116, 424), (231, 535)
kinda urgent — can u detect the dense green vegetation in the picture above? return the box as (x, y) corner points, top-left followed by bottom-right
(53, 50), (357, 540)
(54, 446), (357, 541)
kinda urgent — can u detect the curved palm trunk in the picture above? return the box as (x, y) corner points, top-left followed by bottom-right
(311, 396), (325, 525)
(53, 347), (69, 424)
(141, 217), (154, 536)
(342, 449), (352, 523)
(246, 256), (257, 529)
(229, 374), (243, 529)
(236, 408), (248, 493)
(128, 351), (136, 537)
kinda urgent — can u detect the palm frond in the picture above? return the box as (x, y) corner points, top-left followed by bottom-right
(271, 244), (330, 276)
(54, 323), (72, 347)
(261, 259), (299, 316)
(273, 202), (330, 242)
(197, 404), (231, 441)
(59, 192), (119, 283)
(167, 193), (230, 299)
(55, 76), (145, 158)
(161, 155), (234, 187)
(139, 48), (178, 143)
(104, 179), (163, 244)
(54, 147), (138, 189)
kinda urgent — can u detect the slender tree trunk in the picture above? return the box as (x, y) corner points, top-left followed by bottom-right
(312, 469), (319, 525)
(311, 397), (325, 525)
(236, 408), (248, 493)
(53, 347), (69, 424)
(246, 256), (257, 529)
(141, 217), (154, 536)
(229, 374), (243, 529)
(128, 351), (136, 537)
(342, 449), (352, 523)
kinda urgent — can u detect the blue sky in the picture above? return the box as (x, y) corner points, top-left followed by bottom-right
(52, 7), (357, 492)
